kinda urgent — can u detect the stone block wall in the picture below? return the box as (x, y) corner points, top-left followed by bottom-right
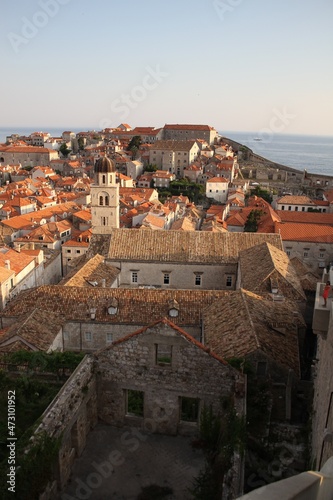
(96, 321), (245, 436)
(33, 356), (97, 496)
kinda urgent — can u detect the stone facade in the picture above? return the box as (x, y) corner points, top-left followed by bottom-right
(96, 319), (245, 436)
(115, 260), (238, 290)
(31, 356), (98, 496)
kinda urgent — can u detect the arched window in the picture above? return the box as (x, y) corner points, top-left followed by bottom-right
(105, 195), (109, 206)
(99, 196), (103, 206)
(102, 174), (106, 184)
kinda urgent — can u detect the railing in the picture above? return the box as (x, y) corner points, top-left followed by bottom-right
(238, 456), (333, 499)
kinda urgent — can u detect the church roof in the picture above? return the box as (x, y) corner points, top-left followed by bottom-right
(94, 156), (116, 173)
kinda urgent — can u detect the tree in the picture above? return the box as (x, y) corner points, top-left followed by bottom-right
(59, 142), (71, 158)
(127, 135), (142, 152)
(249, 186), (273, 204)
(244, 209), (264, 232)
(78, 137), (85, 151)
(145, 164), (157, 172)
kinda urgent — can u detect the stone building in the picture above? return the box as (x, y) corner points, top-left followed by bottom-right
(100, 229), (283, 291)
(0, 145), (58, 167)
(90, 156), (119, 233)
(96, 317), (245, 435)
(162, 124), (217, 145)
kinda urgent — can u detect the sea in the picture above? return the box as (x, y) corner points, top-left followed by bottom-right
(0, 127), (332, 177)
(222, 131), (333, 176)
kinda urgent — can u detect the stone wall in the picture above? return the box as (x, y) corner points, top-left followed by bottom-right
(63, 321), (202, 352)
(96, 321), (245, 436)
(112, 260), (238, 290)
(33, 356), (97, 497)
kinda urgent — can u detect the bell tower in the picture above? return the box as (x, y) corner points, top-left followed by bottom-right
(91, 156), (119, 233)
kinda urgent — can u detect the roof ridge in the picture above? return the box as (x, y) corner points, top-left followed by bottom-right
(240, 289), (261, 349)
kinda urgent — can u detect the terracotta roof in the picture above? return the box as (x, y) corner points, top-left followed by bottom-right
(277, 211), (333, 225)
(277, 195), (316, 206)
(0, 267), (15, 283)
(1, 286), (229, 328)
(0, 146), (55, 154)
(204, 289), (303, 376)
(170, 217), (196, 231)
(0, 309), (64, 352)
(61, 254), (119, 287)
(239, 242), (306, 300)
(275, 221), (333, 243)
(0, 248), (35, 274)
(0, 201), (80, 230)
(164, 124), (214, 131)
(106, 229), (283, 263)
(207, 177), (229, 183)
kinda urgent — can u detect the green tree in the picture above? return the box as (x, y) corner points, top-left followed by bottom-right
(248, 186), (273, 204)
(78, 137), (85, 151)
(244, 209), (264, 232)
(59, 142), (71, 157)
(145, 164), (157, 172)
(127, 135), (142, 152)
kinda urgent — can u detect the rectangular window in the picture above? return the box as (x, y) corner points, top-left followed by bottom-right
(286, 251), (291, 256)
(180, 397), (199, 422)
(163, 273), (170, 285)
(156, 344), (172, 365)
(195, 274), (202, 286)
(302, 207), (305, 212)
(257, 361), (267, 376)
(126, 389), (144, 417)
(106, 332), (113, 343)
(295, 206), (298, 211)
(85, 332), (92, 341)
(131, 272), (138, 283)
(226, 276), (232, 287)
(67, 249), (71, 253)
(303, 252), (308, 258)
(319, 252), (325, 259)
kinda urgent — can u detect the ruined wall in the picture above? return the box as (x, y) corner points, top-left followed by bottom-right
(96, 322), (245, 436)
(63, 321), (201, 351)
(34, 356), (97, 496)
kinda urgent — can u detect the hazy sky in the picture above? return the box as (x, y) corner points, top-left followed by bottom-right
(1, 0), (333, 135)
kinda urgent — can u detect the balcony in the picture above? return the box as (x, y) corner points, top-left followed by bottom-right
(238, 456), (333, 500)
(312, 282), (332, 337)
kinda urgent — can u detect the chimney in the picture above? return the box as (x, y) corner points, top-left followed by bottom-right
(5, 260), (10, 270)
(101, 279), (106, 288)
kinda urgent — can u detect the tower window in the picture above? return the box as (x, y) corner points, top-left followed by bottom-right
(101, 217), (107, 226)
(102, 174), (106, 184)
(99, 196), (103, 206)
(105, 195), (109, 206)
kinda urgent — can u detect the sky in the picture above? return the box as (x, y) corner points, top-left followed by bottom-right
(1, 0), (333, 135)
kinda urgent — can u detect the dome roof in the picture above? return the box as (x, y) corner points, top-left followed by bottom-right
(94, 156), (116, 173)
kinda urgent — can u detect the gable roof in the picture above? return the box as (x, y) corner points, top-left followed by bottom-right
(60, 254), (120, 288)
(1, 286), (229, 328)
(239, 242), (306, 300)
(203, 289), (303, 376)
(106, 228), (283, 263)
(0, 308), (64, 352)
(275, 221), (333, 243)
(96, 317), (228, 366)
